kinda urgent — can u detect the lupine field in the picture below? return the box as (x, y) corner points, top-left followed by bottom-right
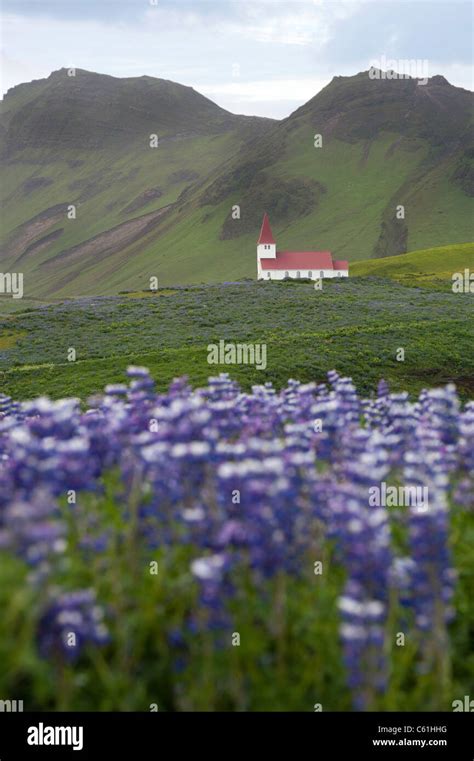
(0, 367), (472, 711)
(2, 278), (474, 402)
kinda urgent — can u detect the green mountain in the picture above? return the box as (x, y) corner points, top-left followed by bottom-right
(1, 68), (472, 300)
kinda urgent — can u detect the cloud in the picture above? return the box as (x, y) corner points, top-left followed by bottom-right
(1, 0), (471, 118)
(217, 0), (362, 47)
(324, 0), (473, 66)
(1, 0), (143, 22)
(198, 76), (333, 117)
(200, 78), (329, 101)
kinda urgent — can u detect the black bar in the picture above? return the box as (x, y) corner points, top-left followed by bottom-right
(0, 712), (472, 759)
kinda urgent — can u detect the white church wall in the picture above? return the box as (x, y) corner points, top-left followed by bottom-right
(258, 269), (348, 280)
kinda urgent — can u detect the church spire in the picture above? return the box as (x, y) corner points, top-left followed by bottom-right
(257, 212), (275, 245)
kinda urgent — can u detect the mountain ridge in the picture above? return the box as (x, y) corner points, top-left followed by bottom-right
(0, 68), (472, 299)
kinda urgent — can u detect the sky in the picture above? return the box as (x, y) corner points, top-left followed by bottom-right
(1, 0), (472, 118)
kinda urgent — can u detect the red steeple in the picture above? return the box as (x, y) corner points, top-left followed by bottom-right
(257, 212), (275, 245)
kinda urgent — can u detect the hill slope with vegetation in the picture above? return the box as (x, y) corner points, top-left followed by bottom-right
(351, 242), (474, 286)
(1, 69), (472, 299)
(1, 275), (473, 402)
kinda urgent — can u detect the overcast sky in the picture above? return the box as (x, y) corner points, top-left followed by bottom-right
(1, 0), (472, 118)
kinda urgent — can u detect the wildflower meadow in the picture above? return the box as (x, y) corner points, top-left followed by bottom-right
(0, 368), (472, 711)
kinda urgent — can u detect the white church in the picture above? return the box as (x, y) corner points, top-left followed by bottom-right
(257, 213), (349, 281)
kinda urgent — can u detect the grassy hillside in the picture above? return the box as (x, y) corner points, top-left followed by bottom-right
(0, 69), (271, 297)
(1, 277), (472, 402)
(352, 242), (474, 286)
(1, 70), (472, 299)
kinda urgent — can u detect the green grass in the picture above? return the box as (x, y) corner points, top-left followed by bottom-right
(0, 330), (26, 350)
(1, 277), (473, 402)
(271, 132), (427, 260)
(352, 242), (474, 287)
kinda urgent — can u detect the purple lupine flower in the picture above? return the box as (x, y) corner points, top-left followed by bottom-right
(377, 379), (390, 399)
(339, 580), (387, 708)
(454, 404), (474, 508)
(0, 365), (469, 702)
(37, 589), (109, 661)
(403, 423), (456, 631)
(329, 431), (392, 709)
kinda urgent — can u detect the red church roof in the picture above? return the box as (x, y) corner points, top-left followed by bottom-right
(257, 212), (275, 245)
(260, 251), (334, 270)
(257, 213), (349, 272)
